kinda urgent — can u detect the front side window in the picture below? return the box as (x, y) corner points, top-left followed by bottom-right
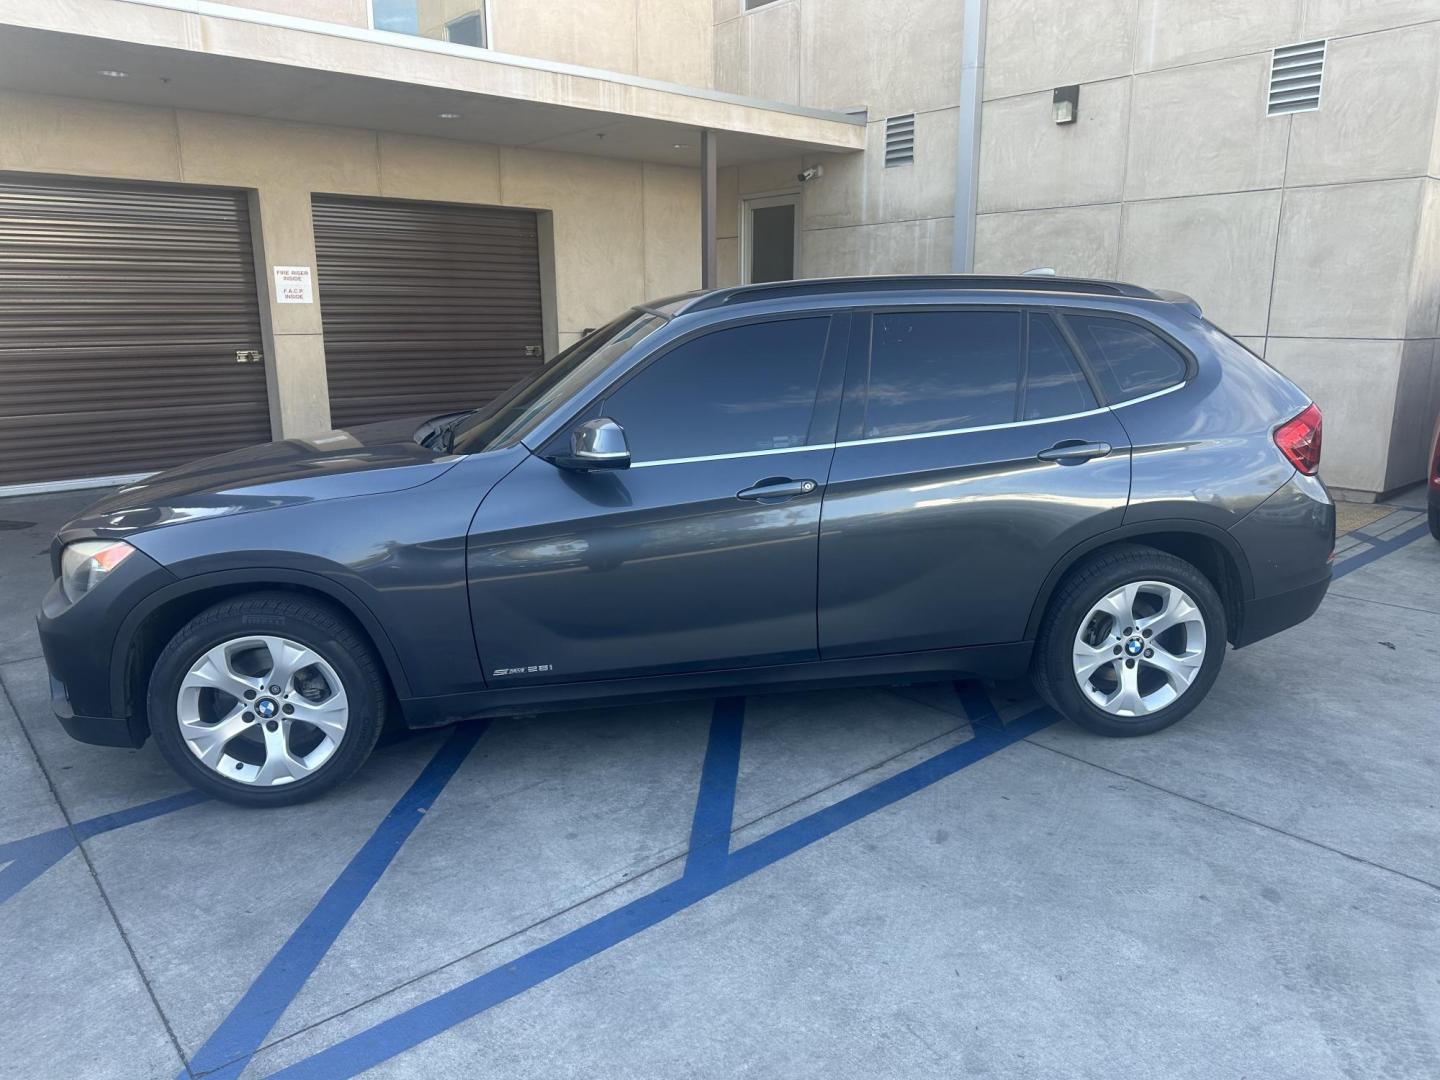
(600, 318), (831, 463)
(864, 310), (1022, 438)
(451, 311), (663, 454)
(1064, 314), (1188, 402)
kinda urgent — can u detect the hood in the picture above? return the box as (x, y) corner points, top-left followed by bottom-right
(62, 417), (463, 538)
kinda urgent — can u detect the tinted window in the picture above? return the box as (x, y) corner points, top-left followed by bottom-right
(1065, 315), (1188, 401)
(601, 317), (829, 462)
(1023, 314), (1097, 420)
(864, 310), (1021, 438)
(451, 311), (663, 454)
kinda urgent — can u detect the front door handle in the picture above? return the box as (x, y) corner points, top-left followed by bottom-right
(736, 477), (818, 503)
(1037, 440), (1112, 464)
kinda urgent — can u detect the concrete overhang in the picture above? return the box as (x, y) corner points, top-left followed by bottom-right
(0, 0), (866, 167)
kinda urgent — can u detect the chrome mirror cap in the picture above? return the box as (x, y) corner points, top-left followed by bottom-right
(553, 417), (631, 470)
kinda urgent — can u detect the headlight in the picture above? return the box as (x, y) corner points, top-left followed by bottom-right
(60, 540), (137, 603)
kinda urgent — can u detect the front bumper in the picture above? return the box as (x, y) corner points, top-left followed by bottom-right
(48, 672), (141, 747)
(37, 546), (174, 749)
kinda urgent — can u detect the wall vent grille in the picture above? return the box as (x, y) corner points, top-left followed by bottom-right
(885, 114), (915, 167)
(1268, 40), (1326, 115)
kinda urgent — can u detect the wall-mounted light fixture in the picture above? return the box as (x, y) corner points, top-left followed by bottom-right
(1052, 84), (1079, 124)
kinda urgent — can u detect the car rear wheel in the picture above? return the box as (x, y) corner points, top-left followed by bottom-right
(1032, 545), (1227, 737)
(1429, 504), (1440, 542)
(147, 593), (386, 806)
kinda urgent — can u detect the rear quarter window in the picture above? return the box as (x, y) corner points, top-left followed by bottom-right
(1064, 314), (1189, 402)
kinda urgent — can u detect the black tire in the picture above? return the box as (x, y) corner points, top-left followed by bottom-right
(1031, 544), (1227, 737)
(1429, 504), (1440, 542)
(147, 592), (387, 806)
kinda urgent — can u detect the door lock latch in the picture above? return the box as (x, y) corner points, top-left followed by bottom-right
(235, 350), (263, 364)
(524, 345), (543, 358)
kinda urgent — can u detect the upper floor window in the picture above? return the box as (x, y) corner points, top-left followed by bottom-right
(446, 12), (486, 47)
(1063, 314), (1188, 402)
(371, 1), (489, 49)
(744, 0), (785, 10)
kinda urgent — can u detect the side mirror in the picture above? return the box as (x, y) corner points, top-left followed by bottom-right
(551, 417), (631, 471)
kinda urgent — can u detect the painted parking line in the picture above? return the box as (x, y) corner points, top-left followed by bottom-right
(266, 691), (1054, 1080)
(0, 790), (206, 905)
(684, 697), (744, 886)
(1332, 522), (1431, 581)
(185, 721), (488, 1080)
(1, 523), (1426, 1075)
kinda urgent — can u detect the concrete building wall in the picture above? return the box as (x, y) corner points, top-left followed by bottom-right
(712, 0), (961, 285)
(972, 0), (1440, 495)
(211, 0), (716, 87)
(0, 89), (700, 439)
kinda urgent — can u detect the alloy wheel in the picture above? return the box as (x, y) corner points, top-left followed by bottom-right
(176, 635), (349, 785)
(1071, 580), (1207, 717)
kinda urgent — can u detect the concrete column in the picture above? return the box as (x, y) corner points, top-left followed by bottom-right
(700, 129), (718, 289)
(952, 0), (987, 272)
(247, 185), (333, 439)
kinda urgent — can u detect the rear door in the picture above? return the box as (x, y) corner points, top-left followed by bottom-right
(818, 306), (1132, 658)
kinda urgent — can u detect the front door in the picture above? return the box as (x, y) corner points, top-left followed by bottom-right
(818, 307), (1133, 658)
(469, 314), (848, 686)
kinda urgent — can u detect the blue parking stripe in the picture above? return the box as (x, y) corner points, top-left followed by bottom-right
(185, 722), (487, 1080)
(953, 681), (1001, 728)
(0, 789), (205, 867)
(0, 790), (208, 906)
(0, 837), (73, 905)
(683, 697), (744, 884)
(1332, 522), (1430, 580)
(266, 692), (1054, 1080)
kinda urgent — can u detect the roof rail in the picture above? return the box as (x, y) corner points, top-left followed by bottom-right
(679, 274), (1161, 313)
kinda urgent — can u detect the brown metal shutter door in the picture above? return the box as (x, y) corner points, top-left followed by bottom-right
(311, 195), (545, 430)
(0, 174), (271, 487)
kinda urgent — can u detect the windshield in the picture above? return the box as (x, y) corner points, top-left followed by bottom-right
(449, 310), (664, 454)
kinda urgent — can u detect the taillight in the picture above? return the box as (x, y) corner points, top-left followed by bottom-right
(1274, 403), (1322, 475)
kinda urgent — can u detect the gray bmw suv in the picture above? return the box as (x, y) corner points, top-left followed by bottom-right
(38, 276), (1334, 805)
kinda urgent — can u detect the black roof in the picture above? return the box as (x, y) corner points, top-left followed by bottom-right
(676, 275), (1164, 314)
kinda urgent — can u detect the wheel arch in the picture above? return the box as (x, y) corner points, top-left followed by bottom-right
(112, 569), (413, 739)
(1024, 521), (1253, 644)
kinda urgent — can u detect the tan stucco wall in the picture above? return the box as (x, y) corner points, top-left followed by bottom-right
(211, 0), (715, 87)
(0, 90), (700, 438)
(210, 0), (371, 27)
(493, 0), (713, 85)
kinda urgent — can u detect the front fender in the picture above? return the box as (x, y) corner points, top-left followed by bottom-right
(109, 567), (415, 721)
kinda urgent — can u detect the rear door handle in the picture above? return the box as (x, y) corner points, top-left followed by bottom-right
(736, 477), (818, 503)
(1037, 440), (1112, 464)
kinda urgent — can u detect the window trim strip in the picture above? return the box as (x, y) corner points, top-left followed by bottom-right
(624, 382), (1184, 468)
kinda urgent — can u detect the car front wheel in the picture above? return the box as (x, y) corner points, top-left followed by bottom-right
(147, 593), (386, 806)
(1033, 545), (1227, 737)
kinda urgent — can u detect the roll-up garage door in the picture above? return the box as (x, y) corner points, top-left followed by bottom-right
(0, 174), (271, 488)
(310, 194), (545, 430)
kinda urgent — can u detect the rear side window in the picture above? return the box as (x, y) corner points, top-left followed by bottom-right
(1064, 314), (1188, 401)
(600, 317), (829, 462)
(864, 310), (1022, 438)
(1023, 313), (1097, 420)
